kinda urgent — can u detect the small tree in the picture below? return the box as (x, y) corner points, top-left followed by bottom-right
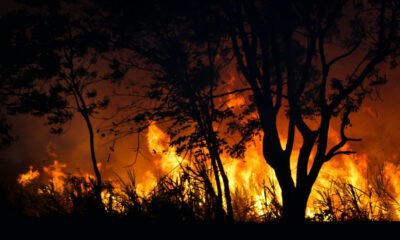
(0, 0), (110, 206)
(101, 1), (236, 222)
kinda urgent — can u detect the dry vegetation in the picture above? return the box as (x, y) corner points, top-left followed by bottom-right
(3, 167), (399, 224)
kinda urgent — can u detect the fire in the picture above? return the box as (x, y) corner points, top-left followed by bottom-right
(147, 122), (274, 218)
(15, 117), (400, 221)
(224, 140), (277, 217)
(17, 166), (40, 186)
(383, 161), (400, 219)
(147, 122), (186, 178)
(309, 153), (400, 221)
(147, 122), (168, 154)
(384, 161), (400, 199)
(43, 160), (67, 192)
(136, 170), (157, 195)
(101, 187), (127, 214)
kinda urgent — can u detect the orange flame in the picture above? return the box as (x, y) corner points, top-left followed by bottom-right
(132, 119), (400, 220)
(149, 122), (185, 173)
(136, 170), (157, 196)
(17, 166), (40, 186)
(16, 113), (400, 221)
(43, 160), (67, 192)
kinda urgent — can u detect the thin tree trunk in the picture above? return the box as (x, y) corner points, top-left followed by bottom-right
(215, 154), (234, 223)
(81, 112), (103, 208)
(210, 155), (225, 222)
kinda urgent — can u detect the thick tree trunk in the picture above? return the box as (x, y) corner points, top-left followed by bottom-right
(280, 188), (309, 222)
(271, 151), (312, 223)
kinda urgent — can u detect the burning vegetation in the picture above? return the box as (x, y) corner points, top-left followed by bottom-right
(17, 166), (39, 187)
(12, 122), (400, 222)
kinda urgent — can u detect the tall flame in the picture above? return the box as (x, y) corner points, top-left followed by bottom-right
(43, 160), (67, 192)
(147, 122), (185, 176)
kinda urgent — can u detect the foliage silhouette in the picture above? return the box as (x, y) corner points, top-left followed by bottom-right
(0, 0), (112, 206)
(99, 0), (237, 222)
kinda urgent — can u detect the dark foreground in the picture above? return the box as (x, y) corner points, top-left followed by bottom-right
(3, 215), (399, 239)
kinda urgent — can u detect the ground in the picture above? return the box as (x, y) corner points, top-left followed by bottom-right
(3, 215), (399, 238)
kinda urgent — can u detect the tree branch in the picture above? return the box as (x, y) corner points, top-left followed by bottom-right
(211, 87), (252, 98)
(324, 109), (361, 162)
(330, 150), (358, 158)
(328, 40), (362, 67)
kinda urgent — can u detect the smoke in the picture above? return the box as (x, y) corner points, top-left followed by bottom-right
(2, 76), (399, 186)
(347, 78), (400, 167)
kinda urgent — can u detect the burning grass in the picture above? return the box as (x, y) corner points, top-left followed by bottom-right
(6, 123), (400, 223)
(4, 163), (399, 223)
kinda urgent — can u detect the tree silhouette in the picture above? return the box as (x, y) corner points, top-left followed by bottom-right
(100, 1), (236, 222)
(0, 0), (110, 207)
(223, 0), (399, 222)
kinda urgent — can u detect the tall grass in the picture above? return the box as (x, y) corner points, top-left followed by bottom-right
(310, 168), (400, 222)
(4, 167), (399, 223)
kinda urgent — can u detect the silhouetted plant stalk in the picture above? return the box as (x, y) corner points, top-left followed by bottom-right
(310, 172), (400, 222)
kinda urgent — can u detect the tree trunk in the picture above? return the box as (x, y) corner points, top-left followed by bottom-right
(81, 112), (103, 209)
(210, 155), (225, 222)
(215, 154), (234, 223)
(207, 130), (234, 222)
(280, 188), (309, 222)
(271, 151), (312, 223)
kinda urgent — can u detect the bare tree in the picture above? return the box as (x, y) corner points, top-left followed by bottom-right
(225, 0), (400, 222)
